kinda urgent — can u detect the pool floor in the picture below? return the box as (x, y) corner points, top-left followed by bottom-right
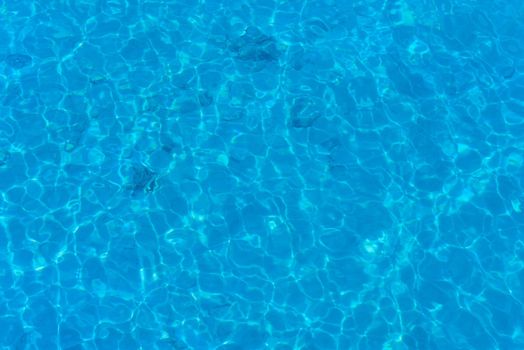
(1, 0), (524, 349)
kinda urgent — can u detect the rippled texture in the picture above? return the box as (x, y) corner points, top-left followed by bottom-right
(1, 0), (524, 349)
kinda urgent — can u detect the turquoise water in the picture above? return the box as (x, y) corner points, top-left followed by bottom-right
(1, 0), (524, 349)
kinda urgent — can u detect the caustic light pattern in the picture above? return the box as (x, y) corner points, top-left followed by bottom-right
(1, 0), (524, 349)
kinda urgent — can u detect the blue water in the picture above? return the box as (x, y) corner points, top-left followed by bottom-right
(1, 0), (524, 349)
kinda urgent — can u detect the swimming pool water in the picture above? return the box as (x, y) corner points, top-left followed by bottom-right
(1, 0), (524, 349)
